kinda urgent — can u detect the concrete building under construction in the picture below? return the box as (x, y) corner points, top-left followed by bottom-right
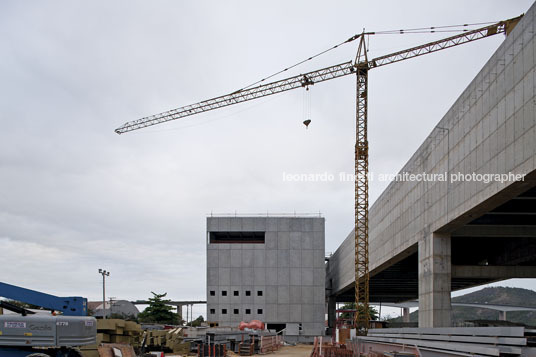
(206, 216), (325, 342)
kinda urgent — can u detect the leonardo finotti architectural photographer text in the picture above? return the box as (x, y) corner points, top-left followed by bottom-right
(282, 171), (525, 184)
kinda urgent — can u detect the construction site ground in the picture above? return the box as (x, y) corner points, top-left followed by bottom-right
(222, 344), (312, 357)
(270, 344), (314, 357)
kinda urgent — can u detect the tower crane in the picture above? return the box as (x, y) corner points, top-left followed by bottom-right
(115, 15), (522, 333)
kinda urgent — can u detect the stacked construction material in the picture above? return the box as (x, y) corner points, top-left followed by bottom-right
(80, 344), (100, 357)
(97, 343), (137, 357)
(123, 321), (143, 346)
(145, 329), (168, 349)
(166, 327), (191, 354)
(80, 319), (142, 357)
(98, 319), (142, 346)
(350, 327), (536, 356)
(143, 327), (191, 354)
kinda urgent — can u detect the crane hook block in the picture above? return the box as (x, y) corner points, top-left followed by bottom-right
(303, 119), (312, 129)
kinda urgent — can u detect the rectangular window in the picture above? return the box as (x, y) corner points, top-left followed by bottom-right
(222, 309), (227, 314)
(245, 290), (251, 296)
(210, 309), (215, 314)
(245, 309), (251, 314)
(222, 290), (227, 296)
(210, 291), (215, 296)
(233, 309), (239, 314)
(234, 291), (239, 296)
(209, 231), (265, 244)
(257, 290), (263, 296)
(257, 309), (263, 314)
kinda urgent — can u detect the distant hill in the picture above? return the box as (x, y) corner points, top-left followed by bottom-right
(390, 287), (536, 325)
(453, 286), (536, 307)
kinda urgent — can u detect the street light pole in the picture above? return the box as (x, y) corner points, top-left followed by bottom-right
(98, 269), (110, 319)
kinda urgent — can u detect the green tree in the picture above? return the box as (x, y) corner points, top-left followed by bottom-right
(191, 315), (204, 327)
(339, 302), (379, 321)
(138, 292), (180, 324)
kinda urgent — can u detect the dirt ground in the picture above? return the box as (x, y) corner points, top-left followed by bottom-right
(166, 344), (313, 357)
(267, 344), (313, 357)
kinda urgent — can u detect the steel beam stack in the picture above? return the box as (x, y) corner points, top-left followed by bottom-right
(349, 327), (536, 356)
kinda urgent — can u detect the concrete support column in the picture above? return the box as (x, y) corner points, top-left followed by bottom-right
(327, 296), (336, 335)
(499, 311), (507, 321)
(418, 232), (451, 327)
(177, 304), (183, 322)
(402, 308), (410, 323)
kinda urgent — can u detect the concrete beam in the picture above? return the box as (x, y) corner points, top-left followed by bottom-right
(452, 265), (536, 279)
(451, 226), (536, 238)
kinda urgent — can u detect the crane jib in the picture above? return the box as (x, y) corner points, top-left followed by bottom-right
(114, 16), (522, 134)
(114, 61), (355, 134)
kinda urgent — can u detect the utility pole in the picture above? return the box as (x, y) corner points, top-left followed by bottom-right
(98, 269), (110, 319)
(109, 297), (116, 317)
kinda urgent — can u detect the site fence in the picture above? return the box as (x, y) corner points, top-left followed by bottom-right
(197, 342), (227, 357)
(259, 335), (283, 353)
(311, 336), (354, 357)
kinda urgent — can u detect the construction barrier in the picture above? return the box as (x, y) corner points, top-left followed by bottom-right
(197, 342), (227, 357)
(259, 335), (283, 353)
(239, 334), (255, 356)
(322, 346), (354, 357)
(311, 337), (354, 357)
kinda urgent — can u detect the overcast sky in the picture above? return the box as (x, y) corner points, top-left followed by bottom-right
(1, 1), (534, 319)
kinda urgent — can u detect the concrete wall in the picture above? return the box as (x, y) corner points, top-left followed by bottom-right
(207, 216), (325, 340)
(327, 3), (536, 327)
(326, 230), (354, 296)
(369, 7), (536, 276)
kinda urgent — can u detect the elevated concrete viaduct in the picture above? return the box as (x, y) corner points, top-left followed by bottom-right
(326, 2), (536, 328)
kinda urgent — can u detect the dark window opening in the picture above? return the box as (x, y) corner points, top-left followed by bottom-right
(245, 309), (251, 314)
(210, 309), (215, 314)
(209, 231), (265, 244)
(222, 309), (227, 314)
(234, 291), (239, 296)
(267, 323), (286, 333)
(222, 290), (227, 296)
(210, 291), (215, 296)
(245, 290), (251, 296)
(233, 309), (239, 314)
(257, 290), (263, 296)
(257, 309), (263, 314)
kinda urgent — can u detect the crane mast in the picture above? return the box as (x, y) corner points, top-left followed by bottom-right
(115, 15), (522, 334)
(355, 34), (370, 330)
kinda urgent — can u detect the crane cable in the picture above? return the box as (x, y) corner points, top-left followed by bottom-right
(237, 33), (367, 92)
(236, 20), (500, 93)
(373, 20), (500, 34)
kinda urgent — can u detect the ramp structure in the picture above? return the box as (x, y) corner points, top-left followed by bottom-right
(326, 2), (536, 328)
